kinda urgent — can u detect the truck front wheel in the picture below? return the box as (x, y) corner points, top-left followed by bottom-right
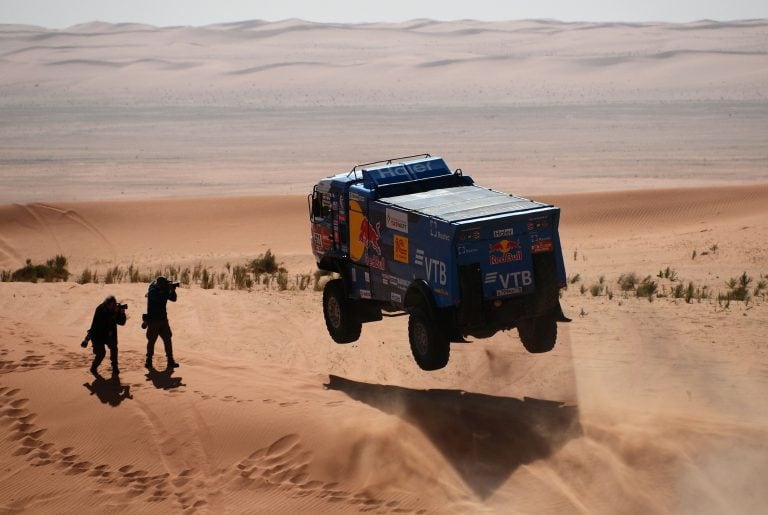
(408, 307), (450, 370)
(517, 316), (557, 353)
(323, 279), (362, 343)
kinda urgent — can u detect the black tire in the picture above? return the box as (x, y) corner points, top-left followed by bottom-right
(517, 316), (557, 353)
(323, 279), (362, 343)
(408, 307), (450, 370)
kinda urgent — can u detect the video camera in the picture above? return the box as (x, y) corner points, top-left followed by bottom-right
(170, 281), (180, 288)
(118, 303), (128, 310)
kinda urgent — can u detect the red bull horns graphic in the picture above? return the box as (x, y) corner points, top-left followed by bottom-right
(359, 218), (382, 255)
(489, 239), (523, 265)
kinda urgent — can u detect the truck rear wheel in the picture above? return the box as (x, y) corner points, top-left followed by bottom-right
(323, 279), (362, 343)
(517, 316), (557, 353)
(408, 307), (450, 370)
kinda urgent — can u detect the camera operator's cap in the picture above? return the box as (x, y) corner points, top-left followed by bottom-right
(156, 275), (169, 285)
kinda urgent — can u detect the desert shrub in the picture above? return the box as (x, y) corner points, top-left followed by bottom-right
(276, 272), (289, 291)
(691, 250), (697, 260)
(569, 273), (581, 284)
(754, 279), (767, 298)
(104, 266), (125, 284)
(589, 283), (602, 296)
(232, 265), (253, 290)
(78, 268), (97, 284)
(684, 282), (695, 303)
(1, 270), (10, 282)
(181, 267), (191, 286)
(618, 272), (640, 291)
(297, 274), (312, 291)
(201, 268), (215, 289)
(658, 266), (678, 281)
(723, 272), (752, 301)
(636, 276), (658, 300)
(250, 249), (280, 275)
(11, 255), (70, 282)
(672, 283), (685, 299)
(128, 263), (141, 283)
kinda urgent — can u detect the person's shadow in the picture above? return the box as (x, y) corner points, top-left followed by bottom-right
(145, 365), (186, 390)
(325, 374), (581, 499)
(84, 373), (132, 406)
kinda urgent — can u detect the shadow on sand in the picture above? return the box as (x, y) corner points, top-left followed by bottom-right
(145, 366), (186, 390)
(84, 373), (132, 406)
(326, 374), (581, 499)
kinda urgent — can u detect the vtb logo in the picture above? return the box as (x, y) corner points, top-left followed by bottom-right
(415, 249), (447, 285)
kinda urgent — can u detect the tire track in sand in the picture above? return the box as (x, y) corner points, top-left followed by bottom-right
(30, 203), (118, 262)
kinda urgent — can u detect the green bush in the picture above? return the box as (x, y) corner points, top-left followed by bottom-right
(11, 255), (70, 282)
(250, 249), (279, 274)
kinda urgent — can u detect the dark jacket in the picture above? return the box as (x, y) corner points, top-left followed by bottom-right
(146, 281), (177, 320)
(88, 303), (126, 346)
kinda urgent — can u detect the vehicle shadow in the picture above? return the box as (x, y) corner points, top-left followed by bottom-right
(84, 373), (132, 406)
(325, 374), (581, 499)
(145, 366), (186, 390)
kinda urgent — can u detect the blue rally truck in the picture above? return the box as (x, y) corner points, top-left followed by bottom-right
(309, 154), (569, 370)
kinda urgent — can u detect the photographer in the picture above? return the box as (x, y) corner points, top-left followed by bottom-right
(83, 295), (126, 376)
(144, 275), (179, 369)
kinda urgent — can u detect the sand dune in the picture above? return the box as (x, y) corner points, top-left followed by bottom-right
(2, 19), (766, 203)
(1, 185), (767, 513)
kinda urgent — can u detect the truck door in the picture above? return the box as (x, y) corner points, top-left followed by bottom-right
(309, 187), (334, 261)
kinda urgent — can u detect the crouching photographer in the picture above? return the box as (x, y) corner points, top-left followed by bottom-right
(82, 295), (126, 377)
(143, 275), (180, 370)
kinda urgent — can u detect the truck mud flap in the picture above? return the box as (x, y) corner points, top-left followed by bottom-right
(458, 263), (483, 326)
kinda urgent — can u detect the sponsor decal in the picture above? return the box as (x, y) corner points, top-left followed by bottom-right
(527, 216), (550, 231)
(382, 273), (409, 290)
(415, 249), (447, 285)
(485, 270), (533, 291)
(358, 217), (382, 255)
(390, 292), (402, 304)
(385, 208), (408, 233)
(366, 255), (386, 270)
(429, 220), (451, 241)
(434, 287), (450, 297)
(489, 239), (523, 265)
(531, 238), (554, 253)
(459, 229), (481, 241)
(493, 228), (514, 238)
(394, 234), (409, 263)
(457, 244), (478, 256)
(496, 287), (522, 296)
(311, 224), (332, 253)
(360, 289), (372, 299)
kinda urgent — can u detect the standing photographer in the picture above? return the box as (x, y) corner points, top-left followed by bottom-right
(83, 295), (126, 376)
(144, 275), (179, 369)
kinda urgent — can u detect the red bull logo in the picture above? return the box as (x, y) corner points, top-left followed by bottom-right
(489, 239), (523, 265)
(359, 218), (382, 255)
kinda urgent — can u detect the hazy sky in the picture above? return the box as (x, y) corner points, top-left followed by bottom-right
(1, 0), (766, 28)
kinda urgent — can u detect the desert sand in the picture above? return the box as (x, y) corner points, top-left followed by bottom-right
(1, 18), (768, 514)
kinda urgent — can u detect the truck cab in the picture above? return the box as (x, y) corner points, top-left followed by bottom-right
(309, 154), (568, 370)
